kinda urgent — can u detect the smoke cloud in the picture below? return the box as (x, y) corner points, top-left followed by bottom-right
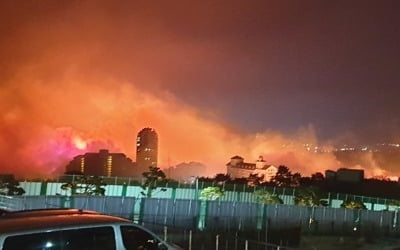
(0, 1), (398, 178)
(0, 68), (394, 178)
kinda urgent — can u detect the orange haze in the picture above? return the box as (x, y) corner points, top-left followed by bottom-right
(0, 1), (397, 179)
(0, 71), (360, 178)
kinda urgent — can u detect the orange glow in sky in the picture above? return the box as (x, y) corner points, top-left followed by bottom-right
(72, 136), (87, 150)
(1, 72), (388, 178)
(1, 1), (399, 179)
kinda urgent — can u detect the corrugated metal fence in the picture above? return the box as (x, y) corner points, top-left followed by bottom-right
(4, 195), (399, 237)
(17, 179), (398, 211)
(0, 195), (23, 210)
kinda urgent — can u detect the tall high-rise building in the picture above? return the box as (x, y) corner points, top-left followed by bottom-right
(136, 127), (158, 173)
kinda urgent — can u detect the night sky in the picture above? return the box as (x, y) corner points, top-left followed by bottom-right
(1, 1), (400, 177)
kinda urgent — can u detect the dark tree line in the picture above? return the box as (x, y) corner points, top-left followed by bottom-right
(197, 165), (325, 188)
(194, 165), (400, 208)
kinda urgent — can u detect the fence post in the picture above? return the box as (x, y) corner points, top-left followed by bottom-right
(134, 198), (144, 224)
(215, 234), (219, 250)
(188, 230), (192, 250)
(265, 215), (269, 246)
(234, 231), (238, 250)
(121, 184), (127, 197)
(163, 226), (167, 241)
(197, 200), (207, 230)
(195, 179), (199, 200)
(257, 203), (264, 230)
(40, 182), (47, 196)
(328, 192), (332, 207)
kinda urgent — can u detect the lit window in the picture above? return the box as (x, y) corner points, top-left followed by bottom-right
(107, 156), (112, 177)
(80, 158), (85, 173)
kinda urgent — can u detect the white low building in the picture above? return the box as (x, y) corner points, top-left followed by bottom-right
(226, 155), (277, 182)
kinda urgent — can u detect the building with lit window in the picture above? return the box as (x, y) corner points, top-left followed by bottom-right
(65, 149), (136, 177)
(136, 128), (158, 174)
(226, 155), (277, 182)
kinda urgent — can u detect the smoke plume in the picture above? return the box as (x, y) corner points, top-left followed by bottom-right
(0, 1), (398, 178)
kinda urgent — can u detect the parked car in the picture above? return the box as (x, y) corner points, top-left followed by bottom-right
(0, 208), (183, 250)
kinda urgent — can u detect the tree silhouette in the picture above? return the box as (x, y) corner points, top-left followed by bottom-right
(141, 166), (167, 197)
(214, 173), (231, 184)
(254, 190), (283, 204)
(60, 176), (106, 196)
(0, 175), (25, 196)
(247, 173), (264, 186)
(311, 172), (325, 183)
(291, 172), (302, 187)
(230, 177), (248, 184)
(271, 165), (293, 187)
(199, 187), (224, 200)
(340, 200), (367, 209)
(294, 186), (327, 207)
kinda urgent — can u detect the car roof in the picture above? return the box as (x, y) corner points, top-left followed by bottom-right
(0, 208), (99, 218)
(0, 212), (131, 234)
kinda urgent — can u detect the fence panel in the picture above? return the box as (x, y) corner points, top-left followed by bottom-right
(0, 195), (23, 210)
(174, 188), (196, 200)
(19, 182), (42, 195)
(172, 199), (200, 228)
(72, 196), (106, 212)
(126, 186), (142, 197)
(206, 201), (260, 231)
(20, 196), (49, 210)
(104, 185), (123, 196)
(141, 198), (200, 229)
(265, 204), (306, 230)
(100, 196), (136, 218)
(313, 206), (338, 234)
(13, 180), (400, 212)
(4, 194), (400, 238)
